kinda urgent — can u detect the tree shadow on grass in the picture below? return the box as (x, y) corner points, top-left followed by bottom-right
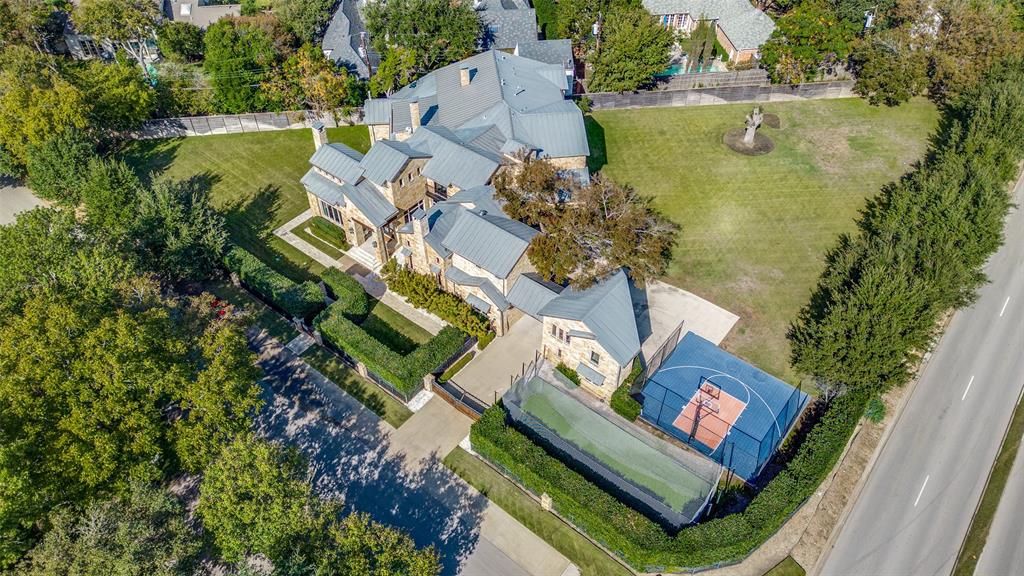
(120, 138), (185, 186)
(360, 299), (420, 356)
(584, 116), (608, 173)
(253, 337), (487, 575)
(222, 184), (320, 284)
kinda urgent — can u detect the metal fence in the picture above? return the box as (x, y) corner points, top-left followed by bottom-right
(582, 80), (856, 111)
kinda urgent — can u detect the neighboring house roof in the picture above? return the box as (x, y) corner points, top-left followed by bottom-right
(442, 208), (538, 278)
(508, 273), (563, 318)
(322, 0), (377, 78)
(514, 39), (574, 68)
(165, 0), (239, 28)
(309, 143), (365, 184)
(479, 8), (539, 50)
(444, 266), (511, 311)
(538, 270), (641, 366)
(359, 139), (430, 185)
(641, 0), (775, 51)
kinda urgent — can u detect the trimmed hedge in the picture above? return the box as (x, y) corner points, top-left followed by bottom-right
(555, 363), (581, 386)
(381, 260), (494, 341)
(610, 362), (644, 421)
(309, 216), (350, 250)
(223, 246), (324, 320)
(315, 302), (468, 396)
(471, 391), (868, 571)
(321, 267), (370, 321)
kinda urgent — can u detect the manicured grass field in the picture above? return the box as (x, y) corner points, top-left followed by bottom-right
(122, 126), (371, 283)
(301, 346), (414, 428)
(444, 447), (633, 576)
(361, 298), (433, 355)
(765, 556), (806, 576)
(587, 99), (938, 383)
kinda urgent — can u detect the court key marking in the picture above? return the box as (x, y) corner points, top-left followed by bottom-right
(962, 376), (975, 401)
(914, 475), (930, 507)
(1000, 296), (1010, 317)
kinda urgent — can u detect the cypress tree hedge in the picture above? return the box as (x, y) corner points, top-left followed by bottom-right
(222, 246), (324, 320)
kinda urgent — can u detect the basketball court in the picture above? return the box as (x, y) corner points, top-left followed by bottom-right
(671, 379), (747, 451)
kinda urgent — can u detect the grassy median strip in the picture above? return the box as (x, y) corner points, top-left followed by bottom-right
(953, 389), (1024, 575)
(764, 556), (805, 576)
(444, 446), (634, 576)
(301, 346), (414, 429)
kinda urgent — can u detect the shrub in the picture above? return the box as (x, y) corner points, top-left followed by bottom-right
(309, 216), (350, 250)
(610, 384), (641, 422)
(470, 391), (868, 571)
(380, 260), (494, 341)
(222, 246), (323, 320)
(439, 351), (474, 382)
(315, 301), (468, 396)
(864, 396), (886, 423)
(555, 362), (581, 386)
(321, 267), (369, 321)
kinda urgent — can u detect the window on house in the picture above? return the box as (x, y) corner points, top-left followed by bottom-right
(319, 200), (342, 224)
(590, 351), (600, 365)
(558, 328), (565, 341)
(550, 325), (557, 337)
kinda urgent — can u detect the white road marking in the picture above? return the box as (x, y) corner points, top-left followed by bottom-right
(914, 475), (930, 507)
(1000, 297), (1010, 317)
(962, 376), (975, 401)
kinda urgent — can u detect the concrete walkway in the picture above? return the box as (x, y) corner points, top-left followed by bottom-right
(0, 181), (46, 225)
(251, 331), (572, 576)
(452, 315), (543, 403)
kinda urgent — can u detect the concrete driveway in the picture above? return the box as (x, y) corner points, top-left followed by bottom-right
(251, 333), (571, 576)
(634, 280), (739, 361)
(0, 181), (44, 225)
(451, 315), (543, 404)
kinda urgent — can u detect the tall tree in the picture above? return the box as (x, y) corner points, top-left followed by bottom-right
(13, 484), (202, 576)
(204, 16), (293, 113)
(364, 0), (480, 73)
(262, 44), (362, 114)
(25, 128), (97, 204)
(274, 0), (333, 44)
(72, 0), (162, 78)
(156, 21), (205, 62)
(0, 0), (66, 52)
(588, 4), (673, 92)
(850, 28), (929, 105)
(685, 16), (716, 73)
(759, 0), (857, 83)
(369, 46), (417, 97)
(69, 58), (155, 133)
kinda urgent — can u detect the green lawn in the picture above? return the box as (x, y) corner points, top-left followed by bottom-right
(764, 556), (806, 576)
(301, 346), (414, 428)
(587, 99), (938, 383)
(122, 125), (370, 283)
(444, 447), (634, 576)
(361, 298), (433, 355)
(291, 217), (346, 260)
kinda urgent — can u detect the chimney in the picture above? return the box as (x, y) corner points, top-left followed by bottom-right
(409, 101), (420, 130)
(311, 120), (327, 149)
(460, 66), (471, 87)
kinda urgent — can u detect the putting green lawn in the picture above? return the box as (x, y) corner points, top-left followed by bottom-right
(121, 125), (371, 283)
(587, 98), (938, 383)
(519, 377), (715, 513)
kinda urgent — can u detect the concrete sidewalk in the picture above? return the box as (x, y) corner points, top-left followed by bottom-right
(0, 181), (46, 225)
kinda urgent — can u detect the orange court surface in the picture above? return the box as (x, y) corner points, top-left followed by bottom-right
(671, 380), (748, 450)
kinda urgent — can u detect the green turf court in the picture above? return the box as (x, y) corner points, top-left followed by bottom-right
(515, 376), (718, 516)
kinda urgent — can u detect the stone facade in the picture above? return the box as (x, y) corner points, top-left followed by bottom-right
(369, 123), (390, 144)
(544, 155), (588, 171)
(541, 316), (633, 401)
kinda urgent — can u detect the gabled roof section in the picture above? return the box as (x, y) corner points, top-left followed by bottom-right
(479, 8), (539, 50)
(364, 98), (392, 124)
(512, 100), (589, 158)
(441, 209), (537, 278)
(345, 179), (398, 227)
(358, 139), (430, 185)
(538, 270), (640, 365)
(309, 143), (365, 184)
(300, 168), (347, 207)
(406, 126), (502, 189)
(508, 273), (563, 318)
(444, 266), (510, 311)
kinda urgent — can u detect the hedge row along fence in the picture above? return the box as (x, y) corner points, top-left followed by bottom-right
(223, 246), (324, 320)
(321, 267), (370, 320)
(381, 260), (495, 346)
(471, 391), (868, 572)
(314, 287), (469, 397)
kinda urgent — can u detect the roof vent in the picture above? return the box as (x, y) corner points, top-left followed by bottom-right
(478, 209), (488, 216)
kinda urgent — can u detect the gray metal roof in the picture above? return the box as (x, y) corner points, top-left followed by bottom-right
(358, 139), (429, 185)
(641, 0), (775, 51)
(166, 0), (238, 28)
(444, 266), (510, 310)
(568, 329), (596, 339)
(512, 100), (589, 158)
(507, 273), (562, 318)
(466, 293), (491, 314)
(576, 361), (606, 386)
(479, 8), (538, 50)
(442, 209), (537, 278)
(538, 270), (640, 366)
(406, 126), (501, 189)
(345, 179), (398, 227)
(514, 39), (573, 68)
(309, 143), (364, 183)
(447, 185), (503, 214)
(364, 99), (392, 124)
(300, 168), (347, 207)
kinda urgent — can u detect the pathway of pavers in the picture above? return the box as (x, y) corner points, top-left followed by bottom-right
(250, 331), (573, 576)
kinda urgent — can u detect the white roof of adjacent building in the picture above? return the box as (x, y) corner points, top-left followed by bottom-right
(641, 0), (775, 51)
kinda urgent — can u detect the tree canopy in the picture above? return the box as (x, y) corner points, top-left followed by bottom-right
(588, 4), (673, 92)
(263, 43), (363, 113)
(760, 0), (857, 83)
(204, 15), (295, 113)
(365, 0), (480, 74)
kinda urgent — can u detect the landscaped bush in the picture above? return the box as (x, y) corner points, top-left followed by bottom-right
(610, 362), (644, 421)
(380, 260), (494, 341)
(315, 301), (468, 396)
(222, 246), (324, 320)
(321, 267), (369, 321)
(309, 216), (350, 250)
(555, 363), (581, 386)
(471, 391), (868, 571)
(439, 351), (475, 383)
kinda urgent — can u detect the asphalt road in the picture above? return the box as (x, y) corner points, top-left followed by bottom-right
(975, 432), (1024, 576)
(819, 173), (1024, 576)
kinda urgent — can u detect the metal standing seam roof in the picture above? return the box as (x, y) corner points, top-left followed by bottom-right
(364, 98), (392, 125)
(300, 168), (347, 207)
(441, 209), (537, 278)
(358, 139), (430, 185)
(640, 0), (775, 52)
(346, 179), (398, 227)
(538, 270), (641, 366)
(511, 101), (590, 158)
(309, 144), (365, 183)
(444, 266), (510, 311)
(507, 273), (563, 318)
(576, 361), (606, 386)
(406, 126), (502, 189)
(466, 293), (492, 314)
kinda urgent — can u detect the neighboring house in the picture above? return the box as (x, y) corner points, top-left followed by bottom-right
(474, 0), (575, 75)
(509, 270), (642, 400)
(642, 0), (775, 62)
(396, 185), (537, 334)
(323, 0), (378, 79)
(62, 0), (160, 60)
(165, 0), (240, 29)
(304, 49), (587, 266)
